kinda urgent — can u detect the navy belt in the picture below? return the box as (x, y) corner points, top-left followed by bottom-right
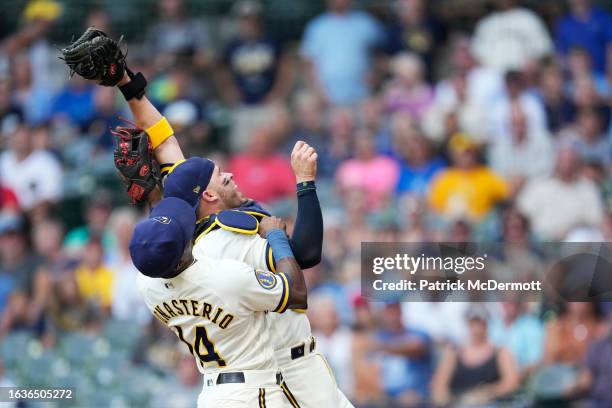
(290, 337), (316, 360)
(216, 372), (282, 385)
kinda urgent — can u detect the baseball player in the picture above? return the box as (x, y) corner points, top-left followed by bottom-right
(130, 195), (307, 407)
(60, 28), (353, 407)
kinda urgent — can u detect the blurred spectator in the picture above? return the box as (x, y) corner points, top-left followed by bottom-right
(488, 103), (554, 191)
(301, 0), (384, 105)
(424, 71), (489, 144)
(157, 67), (211, 155)
(566, 47), (610, 98)
(220, 0), (292, 106)
(555, 0), (612, 75)
(0, 79), (23, 136)
(87, 87), (124, 151)
(351, 297), (383, 406)
(517, 146), (604, 240)
(559, 107), (612, 166)
(74, 237), (114, 311)
(51, 75), (96, 130)
(0, 216), (49, 336)
(385, 0), (444, 81)
(1, 0), (63, 90)
(571, 74), (610, 128)
(402, 302), (469, 346)
(85, 8), (112, 35)
(471, 0), (552, 71)
(220, 1), (292, 151)
(578, 313), (612, 407)
(107, 208), (150, 326)
(543, 302), (606, 366)
(145, 0), (213, 71)
(382, 52), (434, 119)
(63, 193), (113, 255)
(490, 71), (547, 142)
(534, 302), (607, 402)
(48, 267), (99, 332)
(310, 295), (354, 399)
(229, 125), (295, 203)
(431, 306), (520, 407)
(429, 133), (509, 220)
(318, 107), (355, 179)
(392, 125), (445, 197)
(0, 124), (62, 220)
(336, 130), (399, 210)
(11, 52), (53, 125)
(538, 62), (575, 133)
(489, 301), (544, 380)
(32, 218), (74, 279)
(284, 91), (327, 154)
(373, 303), (433, 406)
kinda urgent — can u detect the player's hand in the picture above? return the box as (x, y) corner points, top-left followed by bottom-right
(258, 216), (286, 238)
(291, 141), (317, 183)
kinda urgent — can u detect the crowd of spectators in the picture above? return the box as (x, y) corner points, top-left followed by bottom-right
(0, 0), (611, 406)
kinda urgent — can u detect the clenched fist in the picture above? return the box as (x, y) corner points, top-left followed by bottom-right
(291, 141), (318, 183)
(258, 216), (287, 238)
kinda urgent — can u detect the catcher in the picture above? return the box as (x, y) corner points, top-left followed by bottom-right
(60, 28), (353, 408)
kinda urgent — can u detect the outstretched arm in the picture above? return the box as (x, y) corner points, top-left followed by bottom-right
(288, 141), (323, 268)
(117, 73), (185, 165)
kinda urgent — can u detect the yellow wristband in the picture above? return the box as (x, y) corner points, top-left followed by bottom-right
(146, 117), (174, 149)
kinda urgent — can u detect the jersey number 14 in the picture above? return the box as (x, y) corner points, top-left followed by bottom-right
(174, 325), (227, 368)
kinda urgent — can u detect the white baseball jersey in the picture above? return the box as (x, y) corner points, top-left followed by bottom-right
(193, 227), (312, 351)
(137, 256), (291, 373)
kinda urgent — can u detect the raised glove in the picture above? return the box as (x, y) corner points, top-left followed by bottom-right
(60, 27), (125, 86)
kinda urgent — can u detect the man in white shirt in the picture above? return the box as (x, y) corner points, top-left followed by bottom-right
(0, 124), (62, 217)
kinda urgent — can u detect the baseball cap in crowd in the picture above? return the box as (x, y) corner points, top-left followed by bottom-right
(448, 132), (479, 154)
(129, 197), (196, 278)
(164, 157), (215, 209)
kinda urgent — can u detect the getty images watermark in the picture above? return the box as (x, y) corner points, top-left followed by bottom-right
(361, 242), (612, 302)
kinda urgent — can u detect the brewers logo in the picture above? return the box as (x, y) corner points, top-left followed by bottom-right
(254, 269), (277, 290)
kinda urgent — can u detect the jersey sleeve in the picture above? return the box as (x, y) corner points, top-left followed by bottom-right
(232, 267), (289, 313)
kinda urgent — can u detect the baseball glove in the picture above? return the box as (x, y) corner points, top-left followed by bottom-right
(60, 27), (126, 86)
(112, 124), (161, 205)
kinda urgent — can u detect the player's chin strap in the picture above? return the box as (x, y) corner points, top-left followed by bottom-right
(118, 67), (147, 101)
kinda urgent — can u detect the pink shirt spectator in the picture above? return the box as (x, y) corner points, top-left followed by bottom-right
(336, 156), (399, 209)
(229, 153), (295, 203)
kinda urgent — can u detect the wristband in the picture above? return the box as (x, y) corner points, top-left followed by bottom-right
(118, 68), (147, 101)
(296, 180), (316, 196)
(266, 228), (294, 263)
(146, 117), (174, 149)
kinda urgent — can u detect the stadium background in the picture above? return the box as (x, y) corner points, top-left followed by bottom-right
(0, 0), (611, 406)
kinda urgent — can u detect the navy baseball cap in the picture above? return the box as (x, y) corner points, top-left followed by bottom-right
(164, 157), (215, 209)
(129, 197), (196, 278)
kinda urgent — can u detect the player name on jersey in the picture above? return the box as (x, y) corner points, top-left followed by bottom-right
(153, 299), (235, 330)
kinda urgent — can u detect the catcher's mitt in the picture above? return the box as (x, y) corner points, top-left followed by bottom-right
(112, 124), (161, 205)
(60, 27), (126, 86)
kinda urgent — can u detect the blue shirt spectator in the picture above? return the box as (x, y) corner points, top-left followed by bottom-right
(489, 302), (544, 373)
(224, 36), (282, 105)
(301, 1), (384, 105)
(396, 157), (446, 196)
(555, 2), (612, 74)
(51, 81), (96, 130)
(376, 303), (434, 402)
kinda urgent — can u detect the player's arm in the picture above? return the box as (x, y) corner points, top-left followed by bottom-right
(288, 141), (322, 268)
(116, 73), (185, 165)
(258, 217), (307, 310)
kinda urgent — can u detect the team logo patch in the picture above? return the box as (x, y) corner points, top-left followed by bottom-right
(152, 216), (171, 224)
(255, 269), (277, 290)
